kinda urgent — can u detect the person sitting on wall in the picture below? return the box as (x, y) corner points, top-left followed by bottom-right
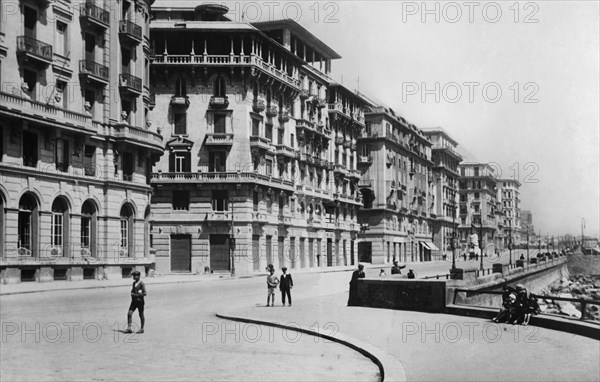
(508, 284), (528, 324)
(492, 285), (516, 323)
(407, 269), (416, 279)
(523, 294), (541, 326)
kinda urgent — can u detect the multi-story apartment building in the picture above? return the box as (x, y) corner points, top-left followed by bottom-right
(422, 128), (462, 261)
(0, 0), (160, 283)
(497, 179), (521, 250)
(148, 5), (365, 274)
(357, 106), (435, 264)
(457, 163), (499, 256)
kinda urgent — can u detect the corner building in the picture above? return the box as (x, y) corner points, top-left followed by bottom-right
(149, 5), (365, 274)
(0, 0), (160, 283)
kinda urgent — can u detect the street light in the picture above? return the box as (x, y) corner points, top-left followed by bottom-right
(526, 225), (530, 264)
(451, 205), (457, 270)
(508, 219), (513, 266)
(479, 217), (484, 272)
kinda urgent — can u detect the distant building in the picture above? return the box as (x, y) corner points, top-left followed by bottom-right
(457, 163), (500, 255)
(521, 210), (534, 244)
(497, 179), (522, 249)
(357, 106), (435, 264)
(422, 128), (462, 261)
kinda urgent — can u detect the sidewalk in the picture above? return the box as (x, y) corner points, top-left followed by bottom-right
(217, 293), (600, 382)
(0, 263), (388, 296)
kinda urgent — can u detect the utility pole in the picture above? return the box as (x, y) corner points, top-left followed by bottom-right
(479, 218), (484, 271)
(508, 219), (512, 266)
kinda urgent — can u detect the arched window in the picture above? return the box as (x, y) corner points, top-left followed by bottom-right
(214, 76), (226, 97)
(81, 200), (97, 257)
(51, 197), (70, 256)
(18, 193), (38, 256)
(120, 204), (134, 257)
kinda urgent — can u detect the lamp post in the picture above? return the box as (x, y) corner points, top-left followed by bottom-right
(451, 205), (457, 270)
(526, 225), (530, 264)
(230, 198), (235, 277)
(538, 229), (541, 256)
(508, 219), (512, 266)
(479, 217), (484, 271)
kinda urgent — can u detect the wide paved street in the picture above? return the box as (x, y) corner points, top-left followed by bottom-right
(0, 271), (379, 382)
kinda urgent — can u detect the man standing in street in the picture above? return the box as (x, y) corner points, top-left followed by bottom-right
(125, 271), (146, 334)
(266, 264), (279, 307)
(390, 260), (406, 275)
(280, 267), (293, 306)
(348, 264), (366, 306)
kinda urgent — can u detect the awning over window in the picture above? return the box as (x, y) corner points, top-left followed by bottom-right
(420, 242), (439, 251)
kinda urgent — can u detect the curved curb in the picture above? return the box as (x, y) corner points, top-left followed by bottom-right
(216, 312), (407, 382)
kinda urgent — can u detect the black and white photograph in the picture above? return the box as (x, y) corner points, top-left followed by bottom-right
(0, 0), (599, 381)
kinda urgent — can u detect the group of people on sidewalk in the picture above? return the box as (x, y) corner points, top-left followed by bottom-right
(492, 283), (541, 325)
(378, 261), (415, 279)
(265, 264), (294, 307)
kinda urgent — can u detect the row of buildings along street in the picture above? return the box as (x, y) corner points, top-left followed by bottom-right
(0, 1), (551, 283)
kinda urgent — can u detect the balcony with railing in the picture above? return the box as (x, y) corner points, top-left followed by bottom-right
(209, 96), (229, 109)
(295, 118), (314, 133)
(119, 73), (142, 96)
(80, 3), (110, 29)
(348, 169), (361, 179)
(333, 164), (349, 177)
(358, 178), (373, 188)
(358, 156), (373, 166)
(151, 171), (294, 192)
(279, 108), (290, 122)
(205, 133), (234, 146)
(16, 36), (52, 65)
(110, 123), (164, 152)
(79, 60), (109, 86)
(249, 135), (271, 151)
(0, 91), (95, 133)
(275, 144), (295, 159)
(205, 211), (232, 222)
(153, 53), (300, 90)
(119, 20), (143, 44)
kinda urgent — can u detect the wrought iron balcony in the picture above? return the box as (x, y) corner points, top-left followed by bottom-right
(119, 20), (142, 44)
(119, 73), (142, 96)
(275, 144), (295, 159)
(16, 36), (52, 65)
(80, 3), (110, 29)
(79, 60), (109, 86)
(279, 109), (290, 122)
(170, 95), (189, 107)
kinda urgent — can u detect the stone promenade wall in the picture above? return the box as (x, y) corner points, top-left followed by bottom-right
(356, 279), (447, 312)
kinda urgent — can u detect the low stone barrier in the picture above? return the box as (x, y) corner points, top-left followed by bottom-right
(356, 278), (447, 312)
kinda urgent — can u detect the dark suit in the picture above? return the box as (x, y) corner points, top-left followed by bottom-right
(391, 264), (406, 275)
(280, 273), (293, 305)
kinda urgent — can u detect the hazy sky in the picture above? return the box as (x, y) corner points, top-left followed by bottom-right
(156, 1), (599, 237)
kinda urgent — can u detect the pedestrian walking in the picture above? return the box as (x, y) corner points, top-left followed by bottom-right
(266, 264), (279, 307)
(407, 269), (416, 279)
(390, 260), (406, 275)
(125, 271), (146, 334)
(280, 267), (293, 306)
(348, 264), (365, 306)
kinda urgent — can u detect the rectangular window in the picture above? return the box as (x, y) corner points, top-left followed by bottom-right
(122, 100), (133, 124)
(169, 152), (190, 173)
(84, 33), (95, 61)
(83, 145), (96, 176)
(212, 190), (229, 211)
(23, 69), (37, 99)
(252, 119), (260, 136)
(84, 89), (96, 117)
(173, 111), (187, 135)
(23, 132), (38, 167)
(253, 191), (259, 211)
(172, 190), (190, 211)
(55, 20), (68, 57)
(56, 80), (68, 109)
(209, 151), (226, 172)
(290, 133), (295, 148)
(214, 114), (226, 134)
(265, 159), (272, 176)
(24, 6), (37, 37)
(122, 152), (134, 181)
(265, 124), (273, 141)
(55, 138), (69, 172)
(277, 129), (284, 145)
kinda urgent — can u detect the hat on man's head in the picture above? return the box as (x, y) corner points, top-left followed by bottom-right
(282, 267), (288, 271)
(358, 264), (364, 270)
(393, 261), (398, 265)
(131, 271), (141, 276)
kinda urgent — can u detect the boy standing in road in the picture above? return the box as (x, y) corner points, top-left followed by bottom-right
(125, 271), (146, 334)
(280, 267), (293, 306)
(266, 265), (279, 306)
